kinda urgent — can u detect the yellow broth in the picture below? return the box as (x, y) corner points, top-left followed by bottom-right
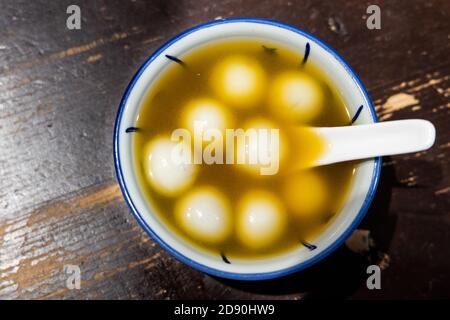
(132, 38), (355, 259)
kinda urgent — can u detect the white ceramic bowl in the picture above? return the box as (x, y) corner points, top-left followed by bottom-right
(114, 18), (381, 280)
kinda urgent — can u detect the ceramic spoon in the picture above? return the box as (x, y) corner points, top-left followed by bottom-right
(310, 119), (435, 166)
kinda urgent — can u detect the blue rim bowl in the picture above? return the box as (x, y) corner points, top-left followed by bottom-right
(113, 17), (381, 281)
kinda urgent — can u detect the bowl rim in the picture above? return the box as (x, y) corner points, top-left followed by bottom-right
(113, 17), (382, 281)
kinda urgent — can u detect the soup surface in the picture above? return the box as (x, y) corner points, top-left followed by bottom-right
(133, 38), (356, 259)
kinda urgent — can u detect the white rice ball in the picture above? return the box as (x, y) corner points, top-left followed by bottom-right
(210, 55), (266, 109)
(235, 118), (287, 176)
(181, 98), (233, 137)
(236, 190), (286, 249)
(143, 137), (197, 196)
(175, 187), (232, 244)
(269, 71), (324, 124)
(282, 170), (328, 219)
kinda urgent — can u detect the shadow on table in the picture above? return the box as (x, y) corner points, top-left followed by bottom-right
(216, 158), (398, 299)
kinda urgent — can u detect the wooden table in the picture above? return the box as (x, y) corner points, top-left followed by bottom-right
(0, 0), (448, 300)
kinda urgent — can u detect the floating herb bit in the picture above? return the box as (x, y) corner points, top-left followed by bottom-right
(125, 127), (140, 133)
(262, 45), (277, 54)
(221, 252), (231, 264)
(165, 54), (186, 66)
(301, 241), (317, 251)
(350, 105), (364, 124)
(301, 42), (310, 66)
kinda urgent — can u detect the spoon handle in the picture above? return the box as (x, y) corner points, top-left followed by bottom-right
(314, 119), (436, 166)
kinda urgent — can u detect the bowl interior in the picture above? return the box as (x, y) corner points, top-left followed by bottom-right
(114, 19), (380, 280)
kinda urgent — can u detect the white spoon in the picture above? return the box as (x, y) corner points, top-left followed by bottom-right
(311, 119), (436, 166)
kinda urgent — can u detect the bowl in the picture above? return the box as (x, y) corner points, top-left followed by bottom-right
(114, 18), (381, 280)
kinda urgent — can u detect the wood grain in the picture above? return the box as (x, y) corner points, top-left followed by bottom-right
(0, 0), (449, 299)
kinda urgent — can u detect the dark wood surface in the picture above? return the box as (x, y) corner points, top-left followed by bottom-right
(0, 0), (449, 300)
